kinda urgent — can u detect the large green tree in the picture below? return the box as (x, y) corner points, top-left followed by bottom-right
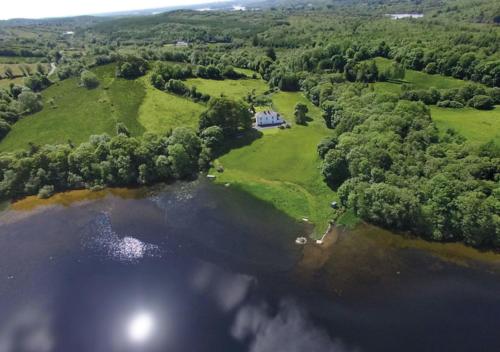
(199, 97), (252, 136)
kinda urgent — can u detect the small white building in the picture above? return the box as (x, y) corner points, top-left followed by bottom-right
(255, 110), (284, 127)
(175, 41), (189, 47)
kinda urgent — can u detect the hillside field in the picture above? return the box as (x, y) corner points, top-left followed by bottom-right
(138, 75), (206, 133)
(0, 65), (274, 152)
(0, 65), (143, 152)
(0, 65), (208, 152)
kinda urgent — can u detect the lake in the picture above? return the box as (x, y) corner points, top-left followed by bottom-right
(1, 180), (500, 352)
(387, 13), (424, 19)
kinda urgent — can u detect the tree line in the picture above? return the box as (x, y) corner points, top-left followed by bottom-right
(0, 96), (252, 201)
(316, 84), (499, 248)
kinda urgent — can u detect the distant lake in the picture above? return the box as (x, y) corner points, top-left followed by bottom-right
(387, 13), (424, 19)
(1, 180), (500, 352)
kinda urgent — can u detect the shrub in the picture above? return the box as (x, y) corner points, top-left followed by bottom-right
(468, 95), (494, 110)
(80, 70), (99, 89)
(0, 119), (11, 140)
(37, 185), (54, 199)
(116, 56), (147, 79)
(18, 91), (43, 114)
(437, 100), (464, 108)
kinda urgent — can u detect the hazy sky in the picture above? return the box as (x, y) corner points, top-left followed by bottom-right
(2, 0), (228, 20)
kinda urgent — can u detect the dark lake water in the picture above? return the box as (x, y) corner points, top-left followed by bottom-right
(1, 180), (500, 352)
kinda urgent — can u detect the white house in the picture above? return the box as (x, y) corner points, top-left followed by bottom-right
(255, 110), (284, 127)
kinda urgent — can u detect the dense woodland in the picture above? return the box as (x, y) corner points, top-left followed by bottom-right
(0, 0), (499, 247)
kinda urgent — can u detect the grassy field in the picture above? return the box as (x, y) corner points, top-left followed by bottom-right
(0, 63), (50, 77)
(373, 57), (466, 93)
(0, 76), (23, 88)
(0, 56), (43, 64)
(138, 75), (206, 133)
(0, 64), (145, 152)
(211, 92), (354, 237)
(0, 66), (262, 152)
(431, 106), (500, 145)
(185, 77), (268, 100)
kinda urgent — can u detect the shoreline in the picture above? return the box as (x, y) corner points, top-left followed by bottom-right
(2, 182), (500, 267)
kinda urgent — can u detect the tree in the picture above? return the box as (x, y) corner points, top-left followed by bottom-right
(200, 126), (224, 151)
(266, 47), (276, 61)
(4, 67), (13, 79)
(322, 149), (349, 188)
(278, 73), (300, 91)
(24, 73), (50, 92)
(294, 103), (308, 125)
(168, 143), (192, 178)
(165, 79), (189, 95)
(18, 91), (43, 114)
(469, 95), (494, 110)
(116, 56), (147, 79)
(0, 119), (10, 140)
(80, 70), (99, 89)
(199, 97), (252, 136)
(169, 127), (201, 161)
(36, 63), (46, 75)
(391, 62), (406, 80)
(116, 122), (130, 137)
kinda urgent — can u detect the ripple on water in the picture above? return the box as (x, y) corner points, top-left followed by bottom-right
(84, 212), (160, 263)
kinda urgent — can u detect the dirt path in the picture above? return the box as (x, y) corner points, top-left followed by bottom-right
(48, 62), (56, 76)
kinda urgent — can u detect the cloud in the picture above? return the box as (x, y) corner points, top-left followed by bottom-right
(0, 308), (54, 352)
(191, 262), (254, 312)
(232, 299), (359, 352)
(1, 0), (232, 20)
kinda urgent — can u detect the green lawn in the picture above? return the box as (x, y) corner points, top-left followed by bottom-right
(137, 76), (206, 133)
(373, 57), (467, 93)
(0, 64), (145, 152)
(185, 77), (268, 100)
(431, 106), (500, 145)
(212, 91), (346, 237)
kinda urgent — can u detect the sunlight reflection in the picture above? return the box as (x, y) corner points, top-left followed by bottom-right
(128, 312), (154, 343)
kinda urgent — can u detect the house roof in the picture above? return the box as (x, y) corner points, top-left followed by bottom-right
(255, 110), (279, 118)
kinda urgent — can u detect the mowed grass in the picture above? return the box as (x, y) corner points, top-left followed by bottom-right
(138, 75), (206, 133)
(373, 57), (466, 93)
(186, 77), (268, 100)
(212, 92), (343, 237)
(431, 106), (500, 145)
(0, 64), (146, 152)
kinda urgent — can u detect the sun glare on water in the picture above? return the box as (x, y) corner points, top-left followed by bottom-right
(128, 312), (154, 343)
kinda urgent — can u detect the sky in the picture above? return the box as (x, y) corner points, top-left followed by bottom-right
(1, 0), (229, 20)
